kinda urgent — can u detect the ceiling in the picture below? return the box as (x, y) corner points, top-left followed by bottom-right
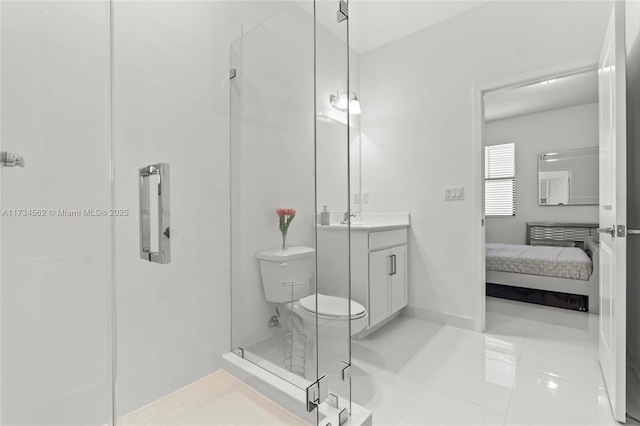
(484, 70), (599, 122)
(348, 1), (489, 54)
(309, 0), (489, 54)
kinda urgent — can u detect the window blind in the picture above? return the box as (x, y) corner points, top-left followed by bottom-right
(485, 143), (515, 216)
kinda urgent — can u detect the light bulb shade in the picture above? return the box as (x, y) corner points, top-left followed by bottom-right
(349, 99), (361, 114)
(337, 94), (348, 109)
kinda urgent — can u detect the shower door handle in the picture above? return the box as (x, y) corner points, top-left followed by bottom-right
(1, 151), (25, 168)
(139, 163), (171, 264)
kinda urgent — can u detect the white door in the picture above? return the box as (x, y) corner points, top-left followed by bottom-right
(369, 250), (392, 327)
(390, 245), (408, 312)
(598, 2), (627, 422)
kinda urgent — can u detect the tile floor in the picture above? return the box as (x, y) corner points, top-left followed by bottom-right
(120, 370), (307, 425)
(351, 297), (625, 426)
(119, 298), (636, 426)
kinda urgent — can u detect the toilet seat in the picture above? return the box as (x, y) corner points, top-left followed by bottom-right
(299, 293), (367, 320)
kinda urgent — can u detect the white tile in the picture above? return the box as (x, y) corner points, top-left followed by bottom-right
(507, 367), (618, 425)
(485, 310), (529, 339)
(525, 317), (597, 350)
(396, 346), (515, 414)
(1, 1), (108, 60)
(356, 316), (444, 375)
(1, 31), (111, 261)
(518, 337), (601, 387)
(486, 297), (532, 318)
(523, 303), (597, 332)
(428, 323), (523, 366)
(1, 255), (110, 425)
(503, 416), (536, 425)
(368, 375), (505, 426)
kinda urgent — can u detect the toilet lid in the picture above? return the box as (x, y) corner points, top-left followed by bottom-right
(299, 293), (366, 318)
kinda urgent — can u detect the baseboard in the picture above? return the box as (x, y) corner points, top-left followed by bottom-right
(402, 306), (476, 330)
(355, 312), (400, 340)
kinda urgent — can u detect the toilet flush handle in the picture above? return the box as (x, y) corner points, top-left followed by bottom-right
(282, 278), (311, 287)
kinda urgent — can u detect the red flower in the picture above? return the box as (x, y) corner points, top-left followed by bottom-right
(276, 207), (296, 249)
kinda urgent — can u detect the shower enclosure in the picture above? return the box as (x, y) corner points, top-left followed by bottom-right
(0, 0), (359, 424)
(230, 0), (356, 414)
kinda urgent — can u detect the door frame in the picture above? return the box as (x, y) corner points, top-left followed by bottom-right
(472, 59), (599, 332)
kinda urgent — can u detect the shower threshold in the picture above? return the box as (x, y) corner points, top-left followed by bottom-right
(223, 352), (372, 426)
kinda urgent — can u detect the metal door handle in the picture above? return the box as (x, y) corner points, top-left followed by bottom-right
(1, 151), (25, 168)
(392, 254), (397, 275)
(139, 163), (171, 264)
(597, 226), (615, 237)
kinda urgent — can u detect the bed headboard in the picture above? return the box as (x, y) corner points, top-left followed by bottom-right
(526, 222), (600, 246)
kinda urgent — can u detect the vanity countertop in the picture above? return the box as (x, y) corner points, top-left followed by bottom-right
(317, 223), (408, 231)
(316, 212), (410, 231)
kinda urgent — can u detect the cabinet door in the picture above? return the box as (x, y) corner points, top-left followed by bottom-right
(391, 245), (408, 312)
(369, 249), (392, 327)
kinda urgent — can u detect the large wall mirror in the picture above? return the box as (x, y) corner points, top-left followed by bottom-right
(538, 147), (599, 206)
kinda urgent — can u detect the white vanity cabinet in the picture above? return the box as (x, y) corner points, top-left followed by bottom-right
(316, 223), (409, 336)
(368, 230), (408, 328)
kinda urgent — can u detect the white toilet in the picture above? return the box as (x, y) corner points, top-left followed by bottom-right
(256, 246), (368, 336)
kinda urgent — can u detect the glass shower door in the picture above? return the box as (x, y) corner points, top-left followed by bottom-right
(0, 1), (113, 424)
(111, 1), (236, 423)
(314, 0), (355, 413)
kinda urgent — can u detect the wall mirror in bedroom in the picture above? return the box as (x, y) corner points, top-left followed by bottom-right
(538, 147), (599, 206)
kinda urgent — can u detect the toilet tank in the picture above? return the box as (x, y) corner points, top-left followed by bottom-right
(256, 246), (315, 303)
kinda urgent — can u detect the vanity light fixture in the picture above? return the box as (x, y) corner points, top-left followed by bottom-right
(350, 93), (361, 114)
(330, 88), (361, 115)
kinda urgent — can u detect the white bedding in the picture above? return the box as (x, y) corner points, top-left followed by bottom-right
(486, 243), (593, 281)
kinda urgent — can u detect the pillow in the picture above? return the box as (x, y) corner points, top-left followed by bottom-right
(530, 239), (577, 247)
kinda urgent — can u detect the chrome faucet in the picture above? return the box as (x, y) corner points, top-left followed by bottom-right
(341, 212), (356, 224)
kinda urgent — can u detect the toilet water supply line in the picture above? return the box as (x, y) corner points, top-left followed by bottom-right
(268, 307), (281, 329)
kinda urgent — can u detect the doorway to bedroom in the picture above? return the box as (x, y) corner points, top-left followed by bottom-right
(474, 64), (608, 422)
(480, 66), (600, 314)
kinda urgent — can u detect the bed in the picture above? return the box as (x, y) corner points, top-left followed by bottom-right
(486, 222), (600, 313)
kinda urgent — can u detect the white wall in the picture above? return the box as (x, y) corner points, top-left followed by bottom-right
(485, 103), (599, 244)
(1, 2), (111, 424)
(359, 1), (613, 329)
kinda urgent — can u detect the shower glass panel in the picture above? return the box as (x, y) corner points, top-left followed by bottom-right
(230, 1), (317, 387)
(0, 1), (112, 424)
(112, 2), (235, 423)
(314, 0), (354, 409)
(230, 0), (355, 418)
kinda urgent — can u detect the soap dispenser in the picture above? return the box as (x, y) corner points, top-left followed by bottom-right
(320, 205), (331, 225)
